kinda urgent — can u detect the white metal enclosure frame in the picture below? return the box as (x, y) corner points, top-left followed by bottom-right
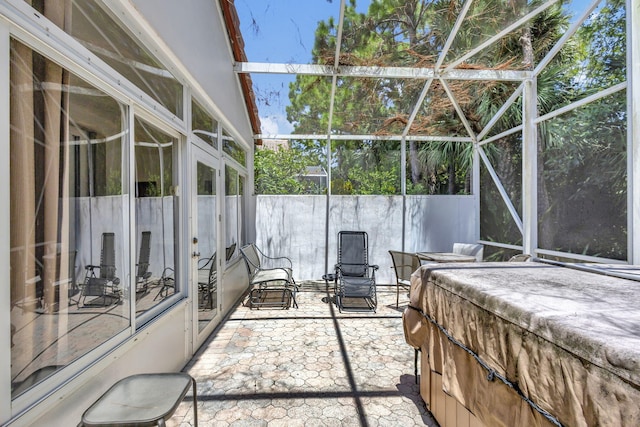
(236, 0), (636, 264)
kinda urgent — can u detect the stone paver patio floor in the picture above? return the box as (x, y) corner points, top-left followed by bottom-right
(168, 281), (438, 426)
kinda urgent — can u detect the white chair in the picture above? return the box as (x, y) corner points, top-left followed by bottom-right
(452, 243), (484, 262)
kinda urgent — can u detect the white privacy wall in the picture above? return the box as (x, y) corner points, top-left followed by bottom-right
(256, 195), (478, 283)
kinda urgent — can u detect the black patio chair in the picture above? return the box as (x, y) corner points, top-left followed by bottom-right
(331, 231), (378, 313)
(197, 252), (217, 310)
(135, 231), (152, 294)
(389, 250), (420, 308)
(81, 232), (120, 306)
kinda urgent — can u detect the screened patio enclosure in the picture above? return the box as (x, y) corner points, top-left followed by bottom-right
(236, 0), (639, 266)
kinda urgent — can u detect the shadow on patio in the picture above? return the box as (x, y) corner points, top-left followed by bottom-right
(168, 281), (438, 426)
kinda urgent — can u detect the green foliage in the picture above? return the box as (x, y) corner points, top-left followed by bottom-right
(106, 169), (122, 196)
(254, 147), (324, 195)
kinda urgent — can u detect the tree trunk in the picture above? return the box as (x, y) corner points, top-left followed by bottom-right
(447, 153), (456, 194)
(409, 141), (421, 184)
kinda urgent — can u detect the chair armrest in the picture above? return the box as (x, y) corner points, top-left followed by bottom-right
(250, 266), (292, 285)
(254, 245), (293, 269)
(198, 257), (214, 270)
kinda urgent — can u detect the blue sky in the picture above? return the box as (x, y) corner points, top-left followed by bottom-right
(235, 0), (600, 136)
(235, 0), (370, 135)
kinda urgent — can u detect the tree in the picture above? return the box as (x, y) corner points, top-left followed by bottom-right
(254, 145), (325, 195)
(286, 0), (572, 196)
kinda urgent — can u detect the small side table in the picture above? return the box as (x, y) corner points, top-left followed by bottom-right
(81, 373), (198, 427)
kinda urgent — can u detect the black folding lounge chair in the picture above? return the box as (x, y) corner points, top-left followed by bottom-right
(135, 231), (152, 294)
(332, 231), (378, 313)
(56, 250), (79, 305)
(81, 232), (120, 306)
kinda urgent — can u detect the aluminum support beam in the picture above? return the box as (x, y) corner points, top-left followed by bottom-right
(629, 0), (640, 263)
(444, 0), (559, 72)
(254, 134), (472, 142)
(472, 141), (481, 241)
(234, 62), (530, 82)
(522, 78), (538, 255)
(533, 0), (601, 77)
(0, 21), (10, 424)
(477, 83), (524, 141)
(441, 78), (476, 140)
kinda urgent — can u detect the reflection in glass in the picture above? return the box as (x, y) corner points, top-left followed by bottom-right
(196, 162), (217, 332)
(239, 176), (245, 250)
(134, 117), (178, 315)
(225, 167), (239, 255)
(538, 90), (627, 260)
(222, 130), (246, 166)
(331, 140), (400, 195)
(63, 0), (183, 117)
(10, 39), (129, 398)
(192, 99), (218, 149)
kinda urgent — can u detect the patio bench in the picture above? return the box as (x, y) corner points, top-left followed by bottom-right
(240, 243), (297, 309)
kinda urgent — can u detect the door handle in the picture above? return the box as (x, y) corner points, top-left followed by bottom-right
(192, 251), (200, 258)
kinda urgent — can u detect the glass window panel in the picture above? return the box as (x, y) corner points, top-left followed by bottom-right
(538, 90), (627, 260)
(406, 141), (473, 195)
(330, 139), (400, 195)
(196, 162), (217, 330)
(10, 39), (129, 398)
(238, 175), (245, 250)
(254, 139), (328, 195)
(192, 99), (218, 149)
(225, 167), (239, 257)
(54, 0), (184, 117)
(222, 130), (246, 166)
(134, 117), (178, 312)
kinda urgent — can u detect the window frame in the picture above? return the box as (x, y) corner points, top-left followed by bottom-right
(1, 0), (189, 413)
